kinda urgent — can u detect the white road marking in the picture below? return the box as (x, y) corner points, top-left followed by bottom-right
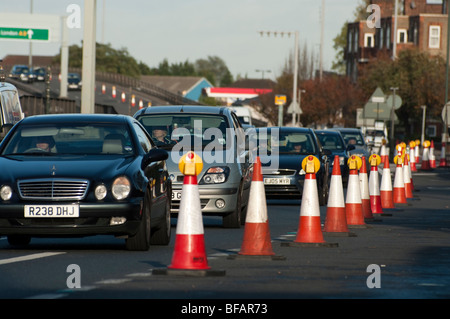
(0, 252), (66, 265)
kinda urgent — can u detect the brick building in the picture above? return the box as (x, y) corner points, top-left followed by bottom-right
(345, 0), (448, 81)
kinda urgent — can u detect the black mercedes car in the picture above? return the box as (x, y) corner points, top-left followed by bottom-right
(254, 127), (331, 205)
(315, 129), (355, 186)
(0, 114), (171, 251)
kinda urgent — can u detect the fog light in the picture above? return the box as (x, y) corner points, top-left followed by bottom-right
(0, 185), (12, 201)
(215, 199), (226, 209)
(110, 217), (127, 225)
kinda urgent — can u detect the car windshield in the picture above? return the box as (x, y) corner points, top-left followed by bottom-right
(137, 114), (230, 150)
(316, 134), (345, 151)
(257, 131), (317, 155)
(1, 123), (134, 156)
(340, 132), (365, 146)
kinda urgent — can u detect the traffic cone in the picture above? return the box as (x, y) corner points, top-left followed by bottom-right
(380, 143), (388, 164)
(101, 84), (106, 94)
(409, 142), (417, 172)
(230, 157), (285, 260)
(359, 157), (373, 220)
(415, 141), (421, 164)
(323, 156), (355, 236)
(345, 156), (367, 228)
(112, 86), (116, 98)
(380, 155), (395, 209)
(121, 92), (126, 103)
(420, 141), (431, 170)
(393, 154), (407, 205)
(368, 154), (383, 215)
(283, 156), (338, 247)
(153, 151), (225, 276)
(430, 140), (436, 168)
(439, 142), (447, 167)
(403, 154), (413, 199)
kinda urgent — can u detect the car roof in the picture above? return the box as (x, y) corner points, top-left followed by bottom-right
(134, 105), (231, 117)
(255, 126), (314, 133)
(19, 113), (133, 125)
(331, 127), (363, 133)
(315, 129), (341, 135)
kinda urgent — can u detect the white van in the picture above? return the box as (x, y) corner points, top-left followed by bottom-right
(0, 81), (25, 140)
(229, 106), (253, 127)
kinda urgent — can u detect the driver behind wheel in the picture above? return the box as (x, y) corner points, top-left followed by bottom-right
(33, 136), (56, 152)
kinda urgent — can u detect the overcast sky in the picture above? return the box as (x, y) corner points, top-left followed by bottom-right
(1, 0), (362, 81)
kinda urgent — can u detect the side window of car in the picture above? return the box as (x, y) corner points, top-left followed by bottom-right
(133, 123), (152, 153)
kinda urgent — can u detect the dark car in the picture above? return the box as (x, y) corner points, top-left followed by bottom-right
(31, 67), (46, 82)
(68, 73), (82, 90)
(254, 127), (331, 205)
(331, 128), (371, 161)
(315, 129), (355, 186)
(8, 65), (33, 83)
(0, 114), (171, 251)
(134, 105), (252, 228)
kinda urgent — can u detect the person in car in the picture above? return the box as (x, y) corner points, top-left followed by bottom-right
(151, 126), (172, 145)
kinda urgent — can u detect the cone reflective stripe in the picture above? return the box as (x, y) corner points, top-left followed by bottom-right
(238, 157), (275, 256)
(368, 155), (383, 215)
(403, 154), (413, 199)
(440, 142), (447, 167)
(359, 157), (373, 219)
(380, 156), (395, 208)
(323, 156), (349, 233)
(393, 155), (407, 204)
(430, 140), (436, 168)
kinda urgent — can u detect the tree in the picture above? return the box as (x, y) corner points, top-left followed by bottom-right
(357, 48), (446, 139)
(194, 56), (233, 86)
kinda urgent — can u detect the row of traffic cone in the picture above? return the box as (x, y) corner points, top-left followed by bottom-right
(155, 145), (422, 276)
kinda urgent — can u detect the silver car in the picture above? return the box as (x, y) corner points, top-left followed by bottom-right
(134, 105), (252, 228)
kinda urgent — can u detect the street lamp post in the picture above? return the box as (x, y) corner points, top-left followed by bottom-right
(255, 69), (271, 79)
(259, 30), (299, 127)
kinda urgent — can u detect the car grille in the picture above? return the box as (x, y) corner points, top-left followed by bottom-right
(18, 178), (89, 201)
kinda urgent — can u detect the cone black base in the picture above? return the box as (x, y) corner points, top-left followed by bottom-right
(227, 254), (286, 260)
(152, 268), (226, 277)
(323, 231), (357, 237)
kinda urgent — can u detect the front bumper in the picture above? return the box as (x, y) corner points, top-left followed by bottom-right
(170, 185), (239, 215)
(0, 200), (143, 237)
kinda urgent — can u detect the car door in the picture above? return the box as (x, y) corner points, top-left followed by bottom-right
(133, 122), (168, 213)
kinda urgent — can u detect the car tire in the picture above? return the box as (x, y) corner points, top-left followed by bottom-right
(125, 194), (151, 251)
(7, 235), (31, 247)
(223, 184), (243, 228)
(150, 196), (172, 245)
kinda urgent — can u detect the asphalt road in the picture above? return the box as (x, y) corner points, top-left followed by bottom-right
(0, 167), (449, 309)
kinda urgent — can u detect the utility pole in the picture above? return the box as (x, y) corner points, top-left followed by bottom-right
(392, 0), (399, 60)
(319, 0), (324, 80)
(81, 0), (97, 114)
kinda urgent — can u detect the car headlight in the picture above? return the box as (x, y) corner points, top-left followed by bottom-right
(0, 185), (12, 201)
(339, 156), (345, 166)
(112, 176), (131, 200)
(200, 167), (230, 184)
(94, 184), (107, 200)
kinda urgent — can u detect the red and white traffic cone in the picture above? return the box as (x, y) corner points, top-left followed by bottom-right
(345, 156), (367, 228)
(439, 142), (447, 167)
(393, 155), (407, 205)
(421, 141), (431, 170)
(403, 154), (413, 199)
(323, 156), (354, 236)
(430, 140), (436, 168)
(368, 154), (383, 216)
(380, 143), (388, 164)
(121, 92), (126, 103)
(232, 157), (284, 260)
(154, 151), (225, 276)
(101, 84), (106, 94)
(380, 156), (395, 209)
(415, 143), (420, 164)
(112, 86), (116, 98)
(284, 156), (338, 247)
(409, 143), (417, 172)
(359, 157), (373, 220)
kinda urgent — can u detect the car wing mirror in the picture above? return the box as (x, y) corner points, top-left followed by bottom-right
(141, 148), (168, 169)
(347, 144), (356, 151)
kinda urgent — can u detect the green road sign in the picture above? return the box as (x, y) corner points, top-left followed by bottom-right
(0, 27), (49, 41)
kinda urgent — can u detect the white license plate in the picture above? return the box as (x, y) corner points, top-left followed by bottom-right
(171, 190), (182, 200)
(24, 204), (79, 218)
(264, 178), (290, 185)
